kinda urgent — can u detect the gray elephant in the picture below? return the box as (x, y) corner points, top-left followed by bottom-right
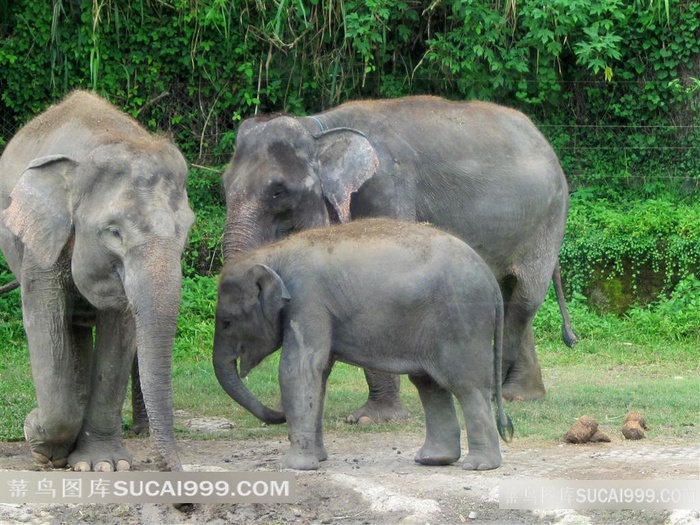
(213, 219), (514, 471)
(0, 91), (194, 472)
(222, 95), (575, 422)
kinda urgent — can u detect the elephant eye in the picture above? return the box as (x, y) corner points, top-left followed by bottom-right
(269, 182), (287, 199)
(100, 225), (124, 247)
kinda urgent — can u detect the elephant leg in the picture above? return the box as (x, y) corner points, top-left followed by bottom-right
(279, 322), (331, 470)
(408, 374), (461, 466)
(21, 267), (84, 468)
(314, 362), (334, 463)
(72, 323), (94, 411)
(453, 383), (502, 471)
(501, 275), (547, 401)
(346, 368), (409, 424)
(69, 310), (135, 472)
(130, 356), (150, 435)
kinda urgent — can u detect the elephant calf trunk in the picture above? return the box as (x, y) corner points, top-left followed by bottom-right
(212, 348), (286, 425)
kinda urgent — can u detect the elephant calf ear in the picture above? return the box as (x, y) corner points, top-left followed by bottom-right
(250, 264), (291, 325)
(2, 156), (75, 269)
(315, 129), (379, 223)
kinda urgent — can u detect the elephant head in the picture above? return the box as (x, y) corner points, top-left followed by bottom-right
(222, 116), (379, 258)
(212, 262), (290, 424)
(1, 139), (194, 471)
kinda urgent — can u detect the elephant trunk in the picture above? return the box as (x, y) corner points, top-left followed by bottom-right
(124, 240), (184, 471)
(213, 336), (286, 425)
(223, 196), (266, 259)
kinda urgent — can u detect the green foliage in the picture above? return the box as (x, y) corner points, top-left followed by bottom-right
(1, 1), (697, 155)
(421, 0), (627, 103)
(183, 167), (226, 277)
(0, 0), (698, 292)
(0, 269), (23, 342)
(560, 193), (700, 300)
(175, 274), (219, 362)
(0, 268), (29, 442)
(535, 276), (700, 347)
(626, 274), (700, 340)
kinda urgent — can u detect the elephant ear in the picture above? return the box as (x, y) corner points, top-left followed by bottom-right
(314, 128), (379, 223)
(250, 264), (291, 325)
(1, 155), (76, 269)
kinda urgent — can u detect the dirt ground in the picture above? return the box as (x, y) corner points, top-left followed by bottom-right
(1, 414), (698, 525)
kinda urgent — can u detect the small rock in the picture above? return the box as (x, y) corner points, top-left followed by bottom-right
(468, 511), (478, 519)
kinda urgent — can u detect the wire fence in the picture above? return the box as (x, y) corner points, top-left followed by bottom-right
(1, 90), (698, 187)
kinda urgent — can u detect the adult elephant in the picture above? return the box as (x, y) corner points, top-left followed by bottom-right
(222, 95), (575, 422)
(0, 91), (194, 472)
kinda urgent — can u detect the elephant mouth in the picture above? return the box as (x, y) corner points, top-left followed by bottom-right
(239, 351), (268, 379)
(239, 358), (250, 379)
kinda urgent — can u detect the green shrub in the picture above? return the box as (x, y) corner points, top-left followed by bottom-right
(626, 274), (700, 341)
(183, 167), (226, 277)
(560, 193), (700, 300)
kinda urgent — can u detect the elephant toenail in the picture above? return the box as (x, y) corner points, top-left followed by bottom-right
(31, 452), (50, 464)
(95, 461), (114, 472)
(116, 460), (130, 471)
(52, 458), (68, 468)
(73, 461), (91, 472)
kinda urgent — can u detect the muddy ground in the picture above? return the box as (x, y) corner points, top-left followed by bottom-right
(1, 414), (698, 525)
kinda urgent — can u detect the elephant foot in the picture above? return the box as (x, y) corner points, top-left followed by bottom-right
(317, 444), (328, 462)
(31, 451), (68, 468)
(24, 409), (79, 469)
(68, 438), (132, 472)
(130, 418), (150, 436)
(284, 433), (322, 470)
(502, 379), (545, 402)
(345, 398), (410, 424)
(461, 450), (501, 471)
(282, 451), (320, 471)
(414, 443), (460, 466)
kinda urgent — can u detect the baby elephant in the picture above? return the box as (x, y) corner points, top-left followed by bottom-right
(213, 218), (513, 471)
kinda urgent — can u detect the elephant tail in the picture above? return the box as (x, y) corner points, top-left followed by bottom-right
(494, 289), (514, 443)
(553, 261), (578, 347)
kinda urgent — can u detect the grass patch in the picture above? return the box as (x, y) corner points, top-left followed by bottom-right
(508, 348), (700, 442)
(1, 276), (698, 448)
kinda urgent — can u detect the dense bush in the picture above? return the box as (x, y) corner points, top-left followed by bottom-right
(561, 192), (700, 301)
(1, 1), (698, 167)
(0, 0), (698, 301)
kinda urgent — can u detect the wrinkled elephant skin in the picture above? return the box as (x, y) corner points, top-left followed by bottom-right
(222, 96), (574, 421)
(213, 219), (513, 471)
(0, 91), (194, 472)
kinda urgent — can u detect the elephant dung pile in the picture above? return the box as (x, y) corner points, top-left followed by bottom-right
(564, 412), (648, 444)
(564, 415), (611, 444)
(621, 411), (647, 440)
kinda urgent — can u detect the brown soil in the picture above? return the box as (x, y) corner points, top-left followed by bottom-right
(1, 418), (698, 525)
